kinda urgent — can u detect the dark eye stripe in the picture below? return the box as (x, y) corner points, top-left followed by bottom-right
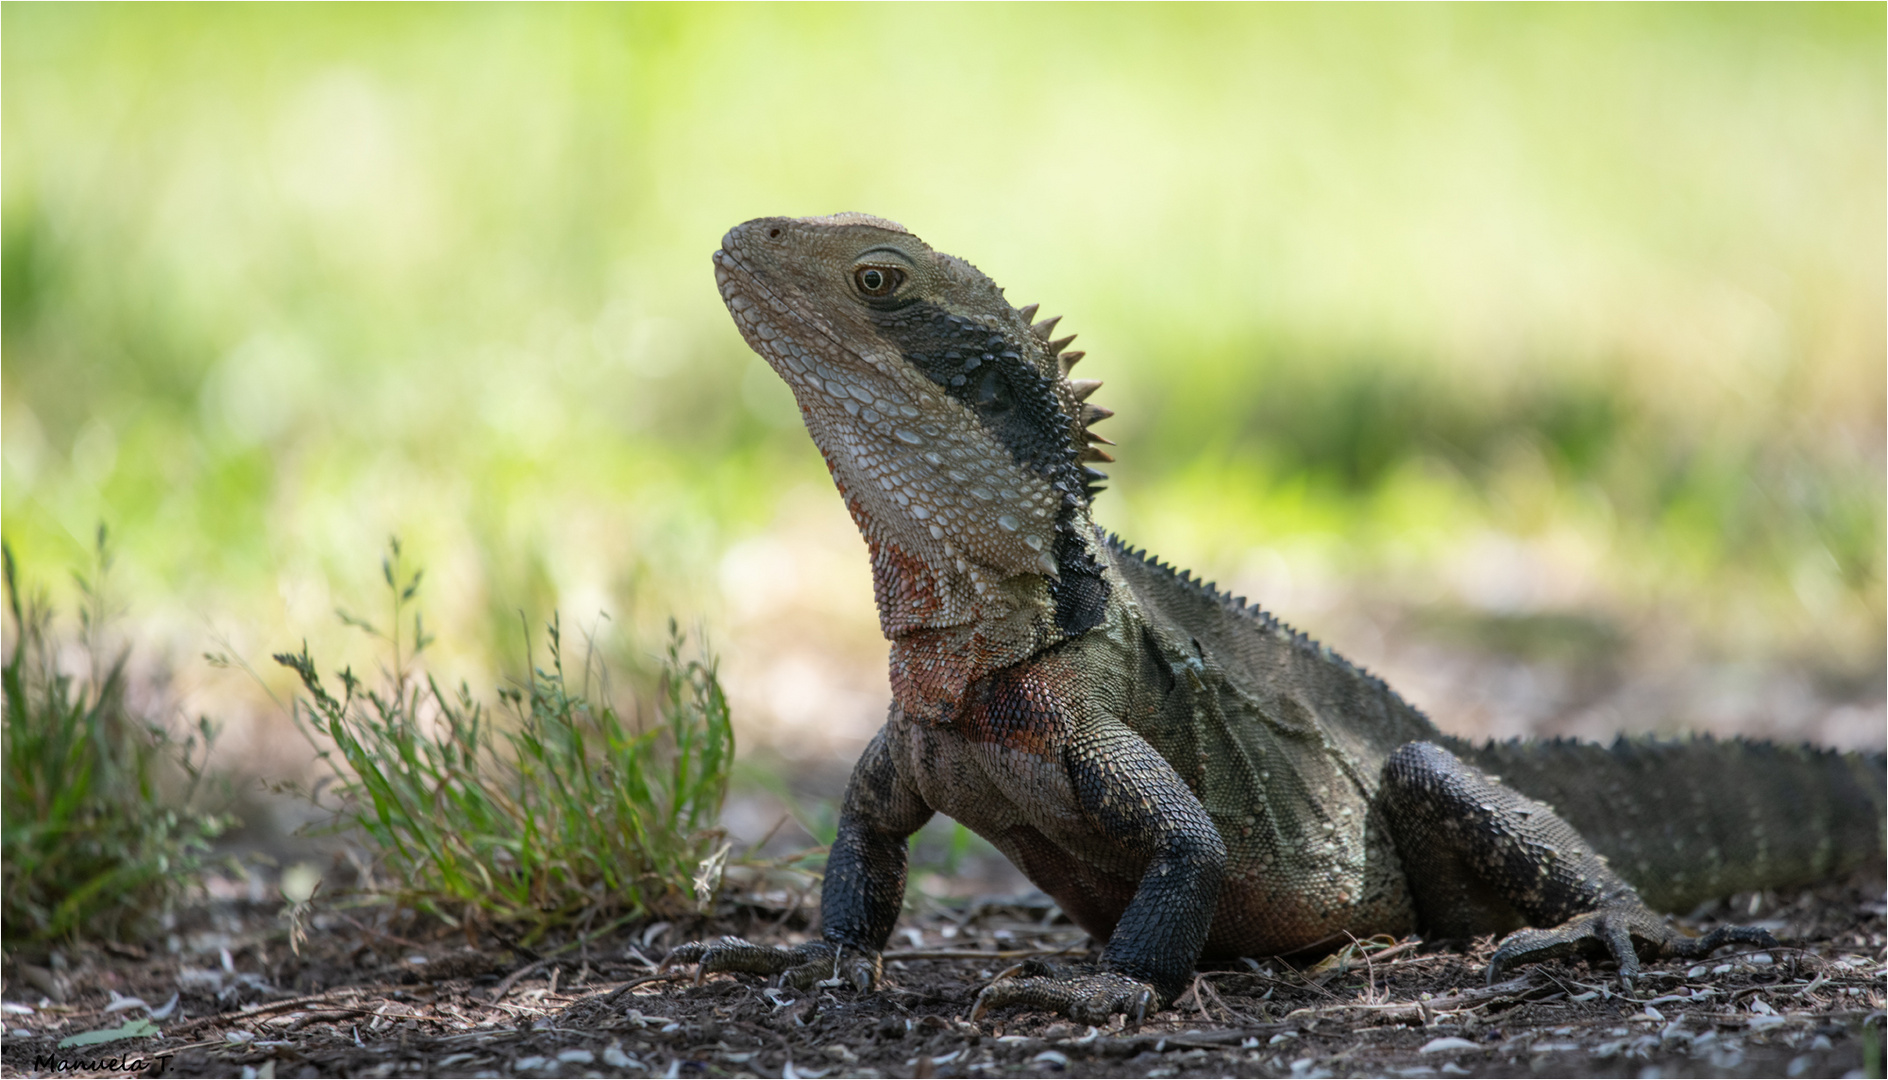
(870, 300), (1109, 632)
(872, 303), (1069, 478)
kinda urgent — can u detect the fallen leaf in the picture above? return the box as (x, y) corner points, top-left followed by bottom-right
(57, 1018), (159, 1048)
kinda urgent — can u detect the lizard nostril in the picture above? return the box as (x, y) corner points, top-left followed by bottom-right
(768, 228), (781, 238)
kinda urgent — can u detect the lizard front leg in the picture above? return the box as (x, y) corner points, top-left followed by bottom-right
(973, 723), (1227, 1024)
(1380, 741), (1776, 985)
(667, 723), (932, 992)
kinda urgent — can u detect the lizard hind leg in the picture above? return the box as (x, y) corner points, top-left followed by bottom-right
(1379, 741), (1778, 987)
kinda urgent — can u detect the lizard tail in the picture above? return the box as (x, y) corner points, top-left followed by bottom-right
(1449, 735), (1885, 914)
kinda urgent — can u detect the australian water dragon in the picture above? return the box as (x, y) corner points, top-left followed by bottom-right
(669, 213), (1885, 1023)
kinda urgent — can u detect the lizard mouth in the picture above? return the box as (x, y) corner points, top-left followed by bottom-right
(712, 242), (875, 391)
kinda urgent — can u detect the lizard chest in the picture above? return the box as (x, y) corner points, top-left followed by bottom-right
(897, 657), (1090, 841)
(897, 701), (1156, 940)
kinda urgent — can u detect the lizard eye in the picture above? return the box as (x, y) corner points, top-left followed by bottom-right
(854, 266), (905, 298)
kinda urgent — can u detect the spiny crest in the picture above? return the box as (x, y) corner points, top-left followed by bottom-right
(1103, 533), (1399, 698)
(1019, 302), (1114, 498)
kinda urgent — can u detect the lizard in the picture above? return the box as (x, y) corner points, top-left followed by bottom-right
(668, 212), (1887, 1024)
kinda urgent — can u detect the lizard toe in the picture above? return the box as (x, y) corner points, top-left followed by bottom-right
(836, 947), (882, 993)
(1488, 905), (1780, 986)
(1668, 923), (1780, 959)
(1486, 917), (1594, 985)
(1487, 910), (1640, 985)
(664, 938), (875, 991)
(970, 971), (1158, 1026)
(778, 944), (882, 992)
(659, 940), (711, 972)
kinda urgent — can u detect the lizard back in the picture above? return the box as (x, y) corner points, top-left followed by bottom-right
(1105, 532), (1885, 913)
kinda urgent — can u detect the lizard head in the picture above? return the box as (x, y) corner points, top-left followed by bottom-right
(715, 213), (1113, 638)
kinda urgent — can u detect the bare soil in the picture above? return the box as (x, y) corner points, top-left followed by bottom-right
(3, 875), (1882, 1079)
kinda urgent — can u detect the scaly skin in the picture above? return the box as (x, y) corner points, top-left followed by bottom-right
(671, 213), (1885, 1023)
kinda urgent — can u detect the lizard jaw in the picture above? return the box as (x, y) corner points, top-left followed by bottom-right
(715, 225), (1064, 601)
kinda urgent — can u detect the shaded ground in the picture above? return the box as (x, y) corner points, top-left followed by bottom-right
(3, 875), (1881, 1079)
(6, 619), (1882, 1079)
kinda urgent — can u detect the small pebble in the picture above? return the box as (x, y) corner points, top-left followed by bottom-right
(1419, 1037), (1482, 1054)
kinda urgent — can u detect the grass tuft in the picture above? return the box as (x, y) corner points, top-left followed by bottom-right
(1, 528), (232, 945)
(275, 540), (734, 943)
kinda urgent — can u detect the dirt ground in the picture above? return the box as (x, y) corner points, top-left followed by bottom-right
(3, 872), (1882, 1080)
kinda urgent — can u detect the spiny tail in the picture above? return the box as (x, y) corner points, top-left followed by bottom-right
(1448, 735), (1885, 914)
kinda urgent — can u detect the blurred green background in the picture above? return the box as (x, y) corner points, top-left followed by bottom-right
(3, 4), (1882, 801)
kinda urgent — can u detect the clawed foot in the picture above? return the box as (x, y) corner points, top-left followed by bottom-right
(1488, 906), (1779, 987)
(661, 937), (880, 992)
(970, 959), (1159, 1025)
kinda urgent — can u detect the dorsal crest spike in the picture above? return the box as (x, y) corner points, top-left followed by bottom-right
(1048, 335), (1078, 355)
(1081, 403), (1114, 424)
(1068, 378), (1103, 401)
(1018, 303), (1040, 322)
(1031, 315), (1063, 340)
(1057, 350), (1086, 375)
